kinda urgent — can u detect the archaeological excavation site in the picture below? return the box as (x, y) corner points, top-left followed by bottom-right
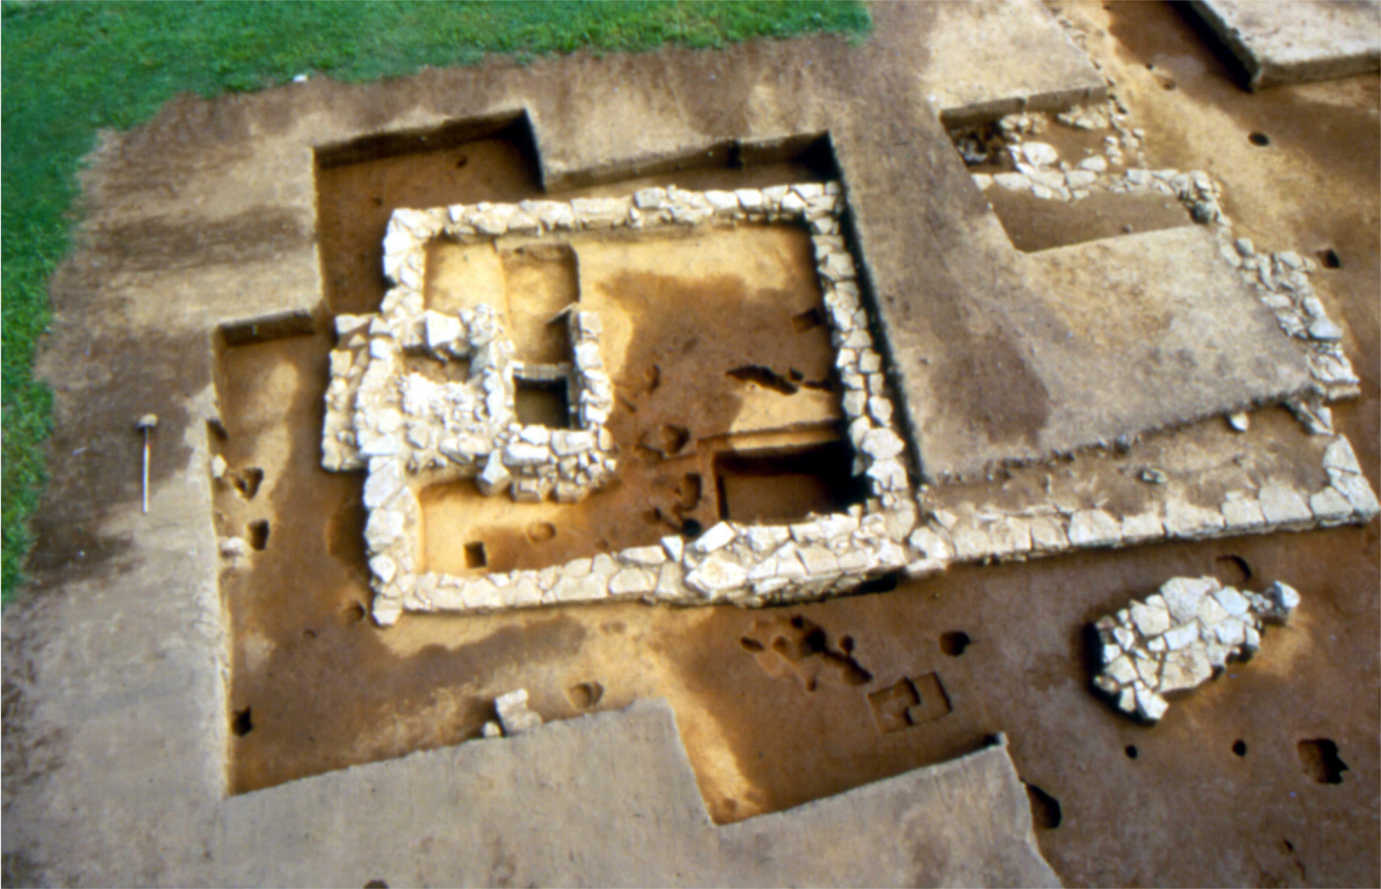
(5, 1), (1379, 886)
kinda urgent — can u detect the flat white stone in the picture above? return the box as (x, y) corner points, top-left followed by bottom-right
(1196, 594), (1230, 627)
(1214, 617), (1247, 647)
(1258, 483), (1313, 524)
(1332, 471), (1381, 515)
(692, 521), (737, 554)
(1220, 492), (1266, 529)
(1163, 499), (1226, 539)
(1025, 516), (1067, 551)
(1162, 622), (1200, 651)
(743, 525), (789, 554)
(508, 575), (543, 607)
(1068, 509), (1121, 547)
(1130, 600), (1172, 637)
(1160, 576), (1217, 624)
(461, 578), (506, 610)
(1264, 580), (1301, 616)
(1134, 685), (1169, 722)
(608, 568), (657, 596)
(1065, 169), (1098, 189)
(1309, 486), (1352, 521)
(860, 428), (905, 460)
(660, 535), (685, 563)
(788, 545), (833, 578)
(1308, 318), (1343, 341)
(503, 442), (549, 467)
(423, 311), (462, 351)
(734, 188), (765, 211)
(363, 463), (406, 509)
(1213, 586), (1250, 616)
(907, 527), (954, 560)
(685, 555), (748, 596)
(1134, 654), (1161, 687)
(476, 452), (511, 495)
(550, 429), (594, 457)
(1120, 511), (1164, 544)
(1021, 141), (1059, 166)
(866, 458), (908, 492)
(364, 508), (405, 552)
(950, 524), (994, 560)
(369, 554), (397, 584)
(1105, 655), (1137, 685)
(1322, 437), (1362, 475)
(1159, 647), (1213, 693)
(620, 545), (666, 567)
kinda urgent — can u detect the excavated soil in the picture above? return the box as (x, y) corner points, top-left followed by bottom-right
(213, 4), (1377, 886)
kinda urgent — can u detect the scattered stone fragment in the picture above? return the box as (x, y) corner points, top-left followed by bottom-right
(1227, 411), (1250, 432)
(494, 689), (542, 736)
(1092, 576), (1299, 722)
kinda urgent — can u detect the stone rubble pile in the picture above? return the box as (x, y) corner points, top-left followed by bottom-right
(321, 182), (920, 625)
(1091, 576), (1300, 721)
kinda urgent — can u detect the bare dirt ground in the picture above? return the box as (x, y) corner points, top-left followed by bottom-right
(214, 4), (1379, 884)
(7, 2), (1378, 886)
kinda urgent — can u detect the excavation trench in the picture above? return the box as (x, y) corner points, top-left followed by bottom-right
(216, 107), (1376, 855)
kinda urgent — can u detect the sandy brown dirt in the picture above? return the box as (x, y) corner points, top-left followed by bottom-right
(212, 6), (1380, 883)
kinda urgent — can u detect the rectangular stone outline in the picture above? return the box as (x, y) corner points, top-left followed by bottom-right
(329, 182), (920, 625)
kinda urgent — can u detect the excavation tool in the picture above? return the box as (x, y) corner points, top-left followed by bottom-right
(136, 413), (158, 513)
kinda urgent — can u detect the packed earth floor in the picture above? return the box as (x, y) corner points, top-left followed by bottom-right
(4, 2), (1379, 887)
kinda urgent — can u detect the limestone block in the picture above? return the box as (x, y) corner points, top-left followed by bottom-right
(1115, 511), (1162, 545)
(860, 428), (905, 460)
(608, 568), (657, 597)
(1068, 509), (1121, 547)
(476, 453), (511, 496)
(907, 527), (955, 561)
(685, 556), (748, 597)
(1309, 486), (1353, 522)
(1162, 499), (1226, 539)
(494, 689), (542, 736)
(660, 535), (685, 563)
(619, 546), (666, 568)
(1027, 516), (1068, 552)
(692, 521), (737, 554)
(1220, 492), (1266, 530)
(369, 554), (397, 584)
(1332, 471), (1381, 515)
(742, 525), (789, 554)
(1258, 483), (1313, 524)
(1322, 437), (1362, 475)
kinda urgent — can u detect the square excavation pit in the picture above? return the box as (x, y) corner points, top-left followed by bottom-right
(323, 183), (919, 624)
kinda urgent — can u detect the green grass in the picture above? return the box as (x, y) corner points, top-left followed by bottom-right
(0, 1), (870, 604)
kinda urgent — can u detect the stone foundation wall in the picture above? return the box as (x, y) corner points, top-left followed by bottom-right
(319, 182), (921, 625)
